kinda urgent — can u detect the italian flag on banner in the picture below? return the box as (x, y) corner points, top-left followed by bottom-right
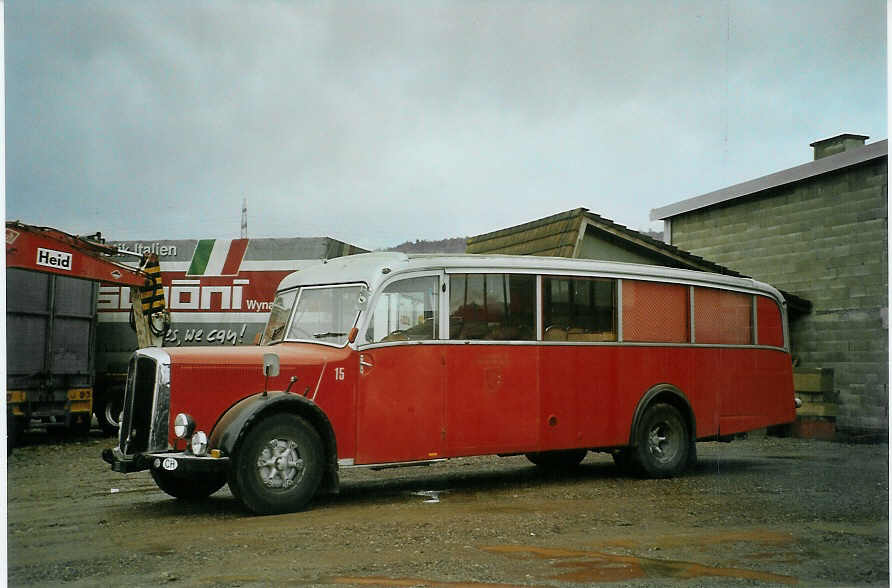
(187, 239), (249, 276)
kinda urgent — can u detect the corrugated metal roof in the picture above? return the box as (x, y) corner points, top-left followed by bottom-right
(651, 139), (888, 221)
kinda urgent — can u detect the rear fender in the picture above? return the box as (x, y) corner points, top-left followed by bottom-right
(628, 383), (696, 446)
(209, 391), (339, 493)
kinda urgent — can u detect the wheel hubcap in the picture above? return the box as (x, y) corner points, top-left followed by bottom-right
(256, 438), (304, 489)
(647, 422), (678, 463)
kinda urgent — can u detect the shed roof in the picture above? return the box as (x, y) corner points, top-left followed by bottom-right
(466, 207), (811, 312)
(468, 207), (747, 275)
(650, 139), (888, 221)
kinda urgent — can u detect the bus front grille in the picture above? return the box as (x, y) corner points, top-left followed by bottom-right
(118, 350), (170, 456)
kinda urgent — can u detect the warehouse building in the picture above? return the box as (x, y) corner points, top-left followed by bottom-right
(651, 134), (887, 439)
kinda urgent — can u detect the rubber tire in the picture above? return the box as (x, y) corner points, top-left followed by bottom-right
(7, 412), (18, 456)
(151, 470), (227, 500)
(525, 448), (587, 469)
(94, 392), (124, 437)
(687, 437), (698, 470)
(228, 413), (324, 515)
(631, 403), (690, 478)
(68, 412), (92, 436)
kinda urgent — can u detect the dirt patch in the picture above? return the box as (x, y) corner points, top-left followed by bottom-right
(6, 432), (889, 586)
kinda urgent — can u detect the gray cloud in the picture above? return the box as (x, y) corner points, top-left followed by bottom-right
(6, 1), (886, 249)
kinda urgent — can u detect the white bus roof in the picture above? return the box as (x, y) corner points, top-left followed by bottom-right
(277, 252), (786, 303)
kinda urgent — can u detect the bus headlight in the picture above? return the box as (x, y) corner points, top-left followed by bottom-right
(191, 431), (208, 456)
(174, 413), (195, 439)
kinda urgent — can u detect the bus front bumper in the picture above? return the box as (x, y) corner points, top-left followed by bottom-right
(103, 447), (230, 476)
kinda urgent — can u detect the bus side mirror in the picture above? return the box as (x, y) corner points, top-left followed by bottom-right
(263, 353), (280, 377)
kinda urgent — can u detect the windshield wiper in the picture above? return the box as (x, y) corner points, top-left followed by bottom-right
(313, 331), (346, 339)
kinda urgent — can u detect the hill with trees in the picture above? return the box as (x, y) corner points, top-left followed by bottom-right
(386, 237), (467, 253)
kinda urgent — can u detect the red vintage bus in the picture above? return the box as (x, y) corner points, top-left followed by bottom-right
(103, 253), (798, 514)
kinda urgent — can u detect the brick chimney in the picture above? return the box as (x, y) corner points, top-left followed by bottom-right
(809, 133), (869, 160)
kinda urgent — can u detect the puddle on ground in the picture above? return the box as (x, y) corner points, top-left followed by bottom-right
(138, 545), (178, 557)
(807, 521), (889, 536)
(410, 490), (449, 503)
(748, 550), (802, 564)
(332, 578), (521, 587)
(481, 544), (798, 585)
(601, 529), (795, 551)
(331, 531), (799, 586)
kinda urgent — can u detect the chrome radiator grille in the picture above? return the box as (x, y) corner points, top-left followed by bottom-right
(118, 349), (170, 456)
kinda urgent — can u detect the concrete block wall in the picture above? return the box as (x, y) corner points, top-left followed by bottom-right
(670, 158), (888, 436)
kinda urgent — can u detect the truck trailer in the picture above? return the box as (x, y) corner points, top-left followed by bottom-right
(6, 269), (98, 438)
(6, 221), (168, 450)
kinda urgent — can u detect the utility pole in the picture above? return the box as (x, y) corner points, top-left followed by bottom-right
(241, 198), (248, 239)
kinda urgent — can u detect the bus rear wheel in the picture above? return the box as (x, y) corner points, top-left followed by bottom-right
(228, 413), (324, 515)
(632, 403), (690, 478)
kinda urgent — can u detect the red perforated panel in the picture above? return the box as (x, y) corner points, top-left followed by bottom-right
(757, 295), (784, 347)
(622, 280), (689, 343)
(694, 287), (752, 345)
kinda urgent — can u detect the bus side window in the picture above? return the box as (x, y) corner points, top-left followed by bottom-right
(366, 276), (439, 343)
(622, 280), (689, 343)
(757, 295), (785, 347)
(448, 273), (535, 341)
(694, 287), (753, 345)
(542, 276), (616, 342)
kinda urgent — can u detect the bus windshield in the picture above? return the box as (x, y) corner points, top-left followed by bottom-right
(260, 289), (297, 345)
(262, 284), (366, 346)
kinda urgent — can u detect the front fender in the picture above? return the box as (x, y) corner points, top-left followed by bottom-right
(208, 391), (339, 493)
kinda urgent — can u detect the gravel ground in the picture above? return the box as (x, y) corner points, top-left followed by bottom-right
(6, 430), (889, 587)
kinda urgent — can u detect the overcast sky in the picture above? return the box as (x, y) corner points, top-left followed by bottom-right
(5, 1), (887, 250)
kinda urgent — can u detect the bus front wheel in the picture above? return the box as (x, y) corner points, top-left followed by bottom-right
(228, 413), (324, 515)
(632, 403), (690, 478)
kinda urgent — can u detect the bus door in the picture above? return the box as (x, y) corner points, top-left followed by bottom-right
(355, 272), (446, 464)
(443, 272), (540, 455)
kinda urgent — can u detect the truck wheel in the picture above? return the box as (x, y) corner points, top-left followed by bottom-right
(631, 403), (690, 478)
(525, 448), (587, 469)
(151, 470), (227, 500)
(229, 413), (324, 515)
(94, 394), (123, 437)
(68, 413), (92, 436)
(7, 412), (18, 456)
